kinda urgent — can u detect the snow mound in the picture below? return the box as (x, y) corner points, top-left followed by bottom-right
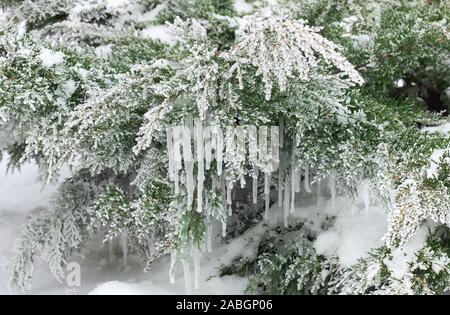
(90, 281), (150, 295)
(312, 197), (387, 267)
(385, 227), (428, 279)
(422, 123), (450, 137)
(39, 48), (64, 68)
(141, 25), (177, 45)
(234, 0), (253, 14)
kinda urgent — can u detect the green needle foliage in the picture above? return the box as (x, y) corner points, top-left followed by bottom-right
(1, 0), (449, 294)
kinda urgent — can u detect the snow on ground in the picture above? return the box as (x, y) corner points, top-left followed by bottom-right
(141, 25), (177, 45)
(385, 226), (428, 279)
(89, 249), (248, 295)
(234, 0), (254, 14)
(422, 122), (450, 137)
(313, 199), (387, 267)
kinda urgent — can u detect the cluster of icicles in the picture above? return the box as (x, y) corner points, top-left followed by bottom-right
(165, 118), (372, 293)
(166, 117), (280, 233)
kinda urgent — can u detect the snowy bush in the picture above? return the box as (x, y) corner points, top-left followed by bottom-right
(0, 0), (449, 295)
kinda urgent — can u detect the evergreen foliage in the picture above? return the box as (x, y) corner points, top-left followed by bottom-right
(1, 0), (449, 294)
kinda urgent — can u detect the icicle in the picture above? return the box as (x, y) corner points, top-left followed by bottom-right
(216, 127), (223, 176)
(182, 259), (192, 294)
(185, 162), (194, 207)
(227, 181), (233, 216)
(211, 126), (217, 158)
(221, 221), (227, 237)
(166, 128), (175, 181)
(252, 166), (259, 204)
(248, 126), (257, 164)
(293, 168), (301, 193)
(258, 126), (268, 166)
(185, 114), (194, 137)
(226, 182), (232, 205)
(329, 172), (336, 211)
(122, 231), (128, 268)
(236, 126), (247, 167)
(173, 126), (182, 171)
(204, 127), (212, 170)
(278, 168), (283, 207)
(172, 126), (183, 195)
(221, 177), (227, 213)
(225, 126), (235, 165)
(316, 178), (322, 205)
(206, 217), (213, 253)
(249, 125), (260, 205)
(187, 115), (196, 163)
(240, 176), (246, 189)
(270, 126), (280, 171)
(195, 119), (204, 213)
(304, 165), (311, 193)
(182, 124), (194, 207)
(264, 172), (271, 219)
(196, 179), (203, 212)
(174, 169), (180, 194)
(192, 247), (201, 290)
(169, 252), (176, 284)
(361, 181), (370, 214)
(221, 177), (228, 227)
(283, 175), (291, 228)
(279, 118), (284, 148)
(290, 167), (296, 214)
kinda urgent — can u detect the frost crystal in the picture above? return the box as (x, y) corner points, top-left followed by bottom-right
(225, 15), (363, 100)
